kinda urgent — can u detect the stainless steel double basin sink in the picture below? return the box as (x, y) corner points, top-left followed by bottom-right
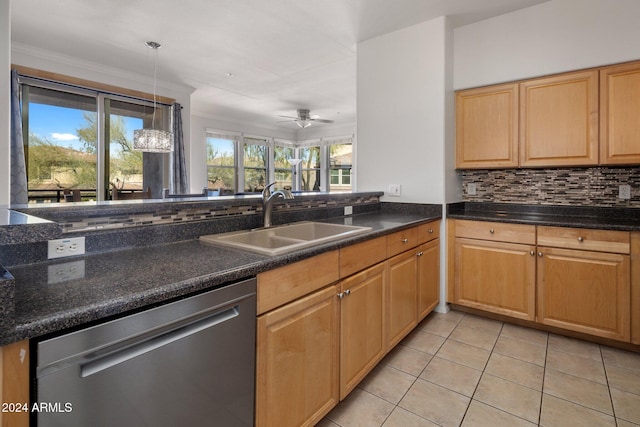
(199, 221), (372, 256)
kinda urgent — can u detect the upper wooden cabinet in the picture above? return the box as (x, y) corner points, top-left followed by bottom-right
(456, 83), (519, 169)
(600, 61), (640, 165)
(520, 70), (599, 167)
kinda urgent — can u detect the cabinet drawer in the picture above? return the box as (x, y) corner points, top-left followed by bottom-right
(418, 220), (440, 244)
(258, 250), (339, 314)
(387, 227), (419, 257)
(454, 219), (535, 245)
(537, 226), (630, 254)
(340, 236), (387, 278)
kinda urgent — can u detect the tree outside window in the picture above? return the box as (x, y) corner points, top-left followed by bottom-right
(243, 138), (268, 192)
(206, 137), (236, 194)
(274, 145), (294, 190)
(300, 146), (321, 191)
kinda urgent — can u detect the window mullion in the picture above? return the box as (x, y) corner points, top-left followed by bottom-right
(97, 93), (107, 201)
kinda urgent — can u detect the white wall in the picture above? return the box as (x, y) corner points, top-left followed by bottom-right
(454, 0), (640, 90)
(0, 0), (11, 208)
(357, 16), (454, 204)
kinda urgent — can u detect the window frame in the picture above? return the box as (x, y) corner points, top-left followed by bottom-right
(18, 74), (172, 202)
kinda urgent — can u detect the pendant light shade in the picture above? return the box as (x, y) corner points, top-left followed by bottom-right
(133, 129), (173, 152)
(133, 41), (173, 153)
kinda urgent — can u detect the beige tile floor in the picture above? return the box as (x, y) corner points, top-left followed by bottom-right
(317, 310), (640, 427)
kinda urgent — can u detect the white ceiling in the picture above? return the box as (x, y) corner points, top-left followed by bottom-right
(11, 0), (548, 132)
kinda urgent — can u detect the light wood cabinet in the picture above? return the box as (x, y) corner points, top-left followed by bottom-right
(455, 238), (536, 321)
(453, 219), (537, 321)
(1, 340), (30, 427)
(600, 61), (640, 165)
(339, 263), (386, 399)
(452, 219), (634, 342)
(257, 221), (441, 425)
(537, 226), (631, 341)
(386, 250), (418, 349)
(537, 246), (630, 341)
(256, 284), (340, 427)
(417, 221), (441, 321)
(520, 70), (599, 167)
(455, 83), (519, 169)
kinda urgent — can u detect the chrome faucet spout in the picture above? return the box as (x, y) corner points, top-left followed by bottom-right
(262, 183), (294, 228)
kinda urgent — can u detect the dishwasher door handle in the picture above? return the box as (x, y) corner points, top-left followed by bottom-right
(80, 305), (239, 378)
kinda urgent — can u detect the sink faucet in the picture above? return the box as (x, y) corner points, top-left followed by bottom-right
(262, 182), (294, 228)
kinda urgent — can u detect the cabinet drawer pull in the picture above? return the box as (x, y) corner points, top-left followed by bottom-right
(577, 236), (584, 242)
(401, 238), (409, 243)
(489, 229), (495, 234)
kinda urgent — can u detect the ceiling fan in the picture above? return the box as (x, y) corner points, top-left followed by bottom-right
(277, 109), (334, 128)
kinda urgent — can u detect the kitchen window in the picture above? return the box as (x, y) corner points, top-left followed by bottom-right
(19, 76), (171, 202)
(205, 129), (355, 194)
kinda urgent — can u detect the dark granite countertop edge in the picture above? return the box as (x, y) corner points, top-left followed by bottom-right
(447, 202), (640, 231)
(3, 210), (442, 345)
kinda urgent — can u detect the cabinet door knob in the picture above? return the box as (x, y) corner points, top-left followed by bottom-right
(417, 251), (424, 257)
(428, 229), (434, 233)
(401, 238), (409, 243)
(538, 252), (543, 257)
(344, 289), (351, 296)
(489, 229), (495, 234)
(337, 292), (345, 299)
(530, 251), (535, 256)
(577, 236), (584, 242)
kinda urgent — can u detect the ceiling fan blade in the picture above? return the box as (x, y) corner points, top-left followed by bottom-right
(277, 115), (299, 119)
(276, 119), (297, 123)
(311, 118), (334, 123)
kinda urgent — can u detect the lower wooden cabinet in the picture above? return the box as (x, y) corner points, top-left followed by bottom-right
(455, 238), (536, 321)
(386, 250), (418, 349)
(537, 246), (630, 341)
(451, 219), (635, 343)
(417, 239), (440, 321)
(256, 284), (340, 427)
(339, 263), (386, 399)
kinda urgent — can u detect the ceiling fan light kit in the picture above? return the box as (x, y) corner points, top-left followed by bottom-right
(278, 108), (335, 128)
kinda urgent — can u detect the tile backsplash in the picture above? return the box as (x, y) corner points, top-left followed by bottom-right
(460, 167), (640, 207)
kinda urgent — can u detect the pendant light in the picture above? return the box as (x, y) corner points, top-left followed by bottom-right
(133, 41), (173, 152)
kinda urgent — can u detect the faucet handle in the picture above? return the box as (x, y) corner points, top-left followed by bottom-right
(262, 182), (276, 202)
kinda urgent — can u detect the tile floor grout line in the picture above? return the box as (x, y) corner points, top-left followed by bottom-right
(538, 330), (550, 426)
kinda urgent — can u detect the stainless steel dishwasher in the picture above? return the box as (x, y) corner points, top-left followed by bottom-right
(35, 277), (256, 427)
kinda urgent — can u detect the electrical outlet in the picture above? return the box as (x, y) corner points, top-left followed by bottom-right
(619, 185), (631, 200)
(47, 237), (86, 259)
(344, 206), (353, 215)
(48, 260), (86, 284)
(467, 183), (477, 196)
(388, 184), (401, 197)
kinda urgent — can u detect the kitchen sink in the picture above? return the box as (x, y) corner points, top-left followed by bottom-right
(199, 221), (372, 255)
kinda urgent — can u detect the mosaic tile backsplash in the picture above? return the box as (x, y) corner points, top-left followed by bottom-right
(460, 167), (640, 207)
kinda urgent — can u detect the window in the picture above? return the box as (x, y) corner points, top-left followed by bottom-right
(206, 134), (236, 194)
(300, 145), (321, 191)
(329, 143), (352, 192)
(205, 130), (355, 194)
(20, 76), (171, 202)
(274, 143), (295, 190)
(243, 137), (268, 192)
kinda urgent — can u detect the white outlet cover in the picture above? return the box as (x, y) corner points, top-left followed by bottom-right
(468, 183), (477, 195)
(619, 185), (631, 200)
(388, 184), (401, 197)
(47, 236), (86, 259)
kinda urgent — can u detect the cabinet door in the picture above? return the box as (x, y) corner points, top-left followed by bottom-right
(387, 250), (418, 349)
(456, 83), (519, 169)
(417, 239), (440, 321)
(256, 284), (340, 427)
(455, 238), (536, 320)
(600, 61), (640, 164)
(520, 70), (598, 167)
(340, 263), (385, 400)
(537, 247), (630, 342)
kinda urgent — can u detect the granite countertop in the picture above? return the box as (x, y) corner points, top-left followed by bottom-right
(448, 202), (640, 231)
(1, 210), (441, 346)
